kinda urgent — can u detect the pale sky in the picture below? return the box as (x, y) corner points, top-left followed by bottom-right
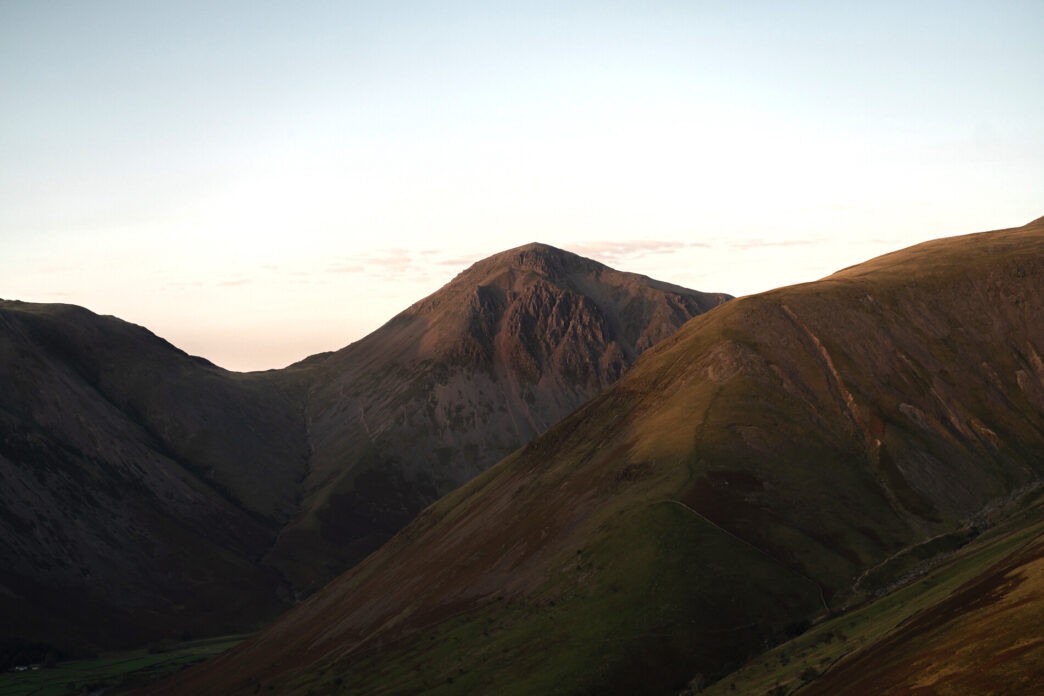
(2, 1), (1042, 371)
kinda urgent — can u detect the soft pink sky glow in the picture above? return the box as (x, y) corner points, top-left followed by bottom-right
(3, 2), (1042, 370)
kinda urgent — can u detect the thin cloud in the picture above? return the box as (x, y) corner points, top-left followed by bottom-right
(329, 249), (419, 273)
(326, 250), (424, 277)
(435, 256), (479, 267)
(566, 240), (712, 264)
(39, 264), (84, 273)
(365, 252), (415, 269)
(726, 238), (818, 251)
(217, 278), (251, 287)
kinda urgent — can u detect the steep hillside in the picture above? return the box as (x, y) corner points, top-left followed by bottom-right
(154, 218), (1044, 695)
(0, 302), (306, 658)
(801, 496), (1044, 695)
(268, 243), (730, 589)
(696, 485), (1044, 695)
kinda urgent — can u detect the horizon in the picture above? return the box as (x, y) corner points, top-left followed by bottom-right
(3, 1), (1042, 371)
(0, 223), (1038, 374)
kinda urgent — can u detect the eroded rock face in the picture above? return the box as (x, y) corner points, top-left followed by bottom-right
(269, 243), (730, 590)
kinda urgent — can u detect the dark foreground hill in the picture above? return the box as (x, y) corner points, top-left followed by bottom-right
(152, 218), (1044, 695)
(0, 302), (306, 655)
(0, 244), (726, 659)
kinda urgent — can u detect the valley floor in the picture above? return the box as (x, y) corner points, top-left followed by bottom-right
(0, 634), (247, 696)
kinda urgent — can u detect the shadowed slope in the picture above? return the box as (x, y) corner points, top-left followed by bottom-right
(0, 302), (307, 658)
(154, 218), (1044, 695)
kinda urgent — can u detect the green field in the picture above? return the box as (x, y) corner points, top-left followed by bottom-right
(0, 634), (246, 696)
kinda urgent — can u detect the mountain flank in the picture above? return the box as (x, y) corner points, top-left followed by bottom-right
(151, 217), (1044, 695)
(0, 301), (305, 655)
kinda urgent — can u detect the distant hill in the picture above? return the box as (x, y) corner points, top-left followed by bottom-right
(151, 217), (1044, 695)
(0, 244), (727, 658)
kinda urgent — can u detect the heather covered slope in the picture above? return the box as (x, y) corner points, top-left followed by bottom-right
(0, 301), (306, 657)
(267, 243), (730, 589)
(155, 219), (1044, 695)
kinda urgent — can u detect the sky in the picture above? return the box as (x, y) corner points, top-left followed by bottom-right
(2, 1), (1042, 371)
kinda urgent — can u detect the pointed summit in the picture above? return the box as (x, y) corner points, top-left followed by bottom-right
(464, 242), (601, 279)
(266, 243), (731, 590)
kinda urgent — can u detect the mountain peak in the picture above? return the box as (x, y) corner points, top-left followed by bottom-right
(463, 242), (601, 281)
(509, 241), (563, 253)
(267, 243), (730, 589)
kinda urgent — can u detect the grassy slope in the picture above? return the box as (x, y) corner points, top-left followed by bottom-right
(799, 490), (1044, 695)
(287, 503), (823, 695)
(699, 487), (1044, 695)
(151, 378), (831, 695)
